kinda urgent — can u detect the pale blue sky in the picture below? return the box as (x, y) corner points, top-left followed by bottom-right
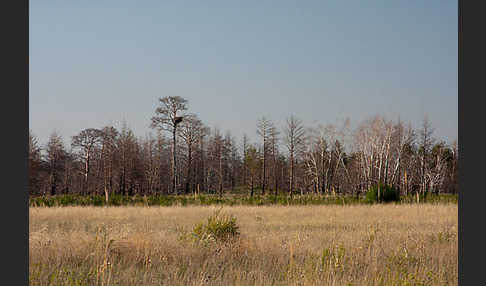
(30, 0), (457, 147)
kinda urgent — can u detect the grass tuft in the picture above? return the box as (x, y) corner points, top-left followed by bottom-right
(192, 208), (240, 244)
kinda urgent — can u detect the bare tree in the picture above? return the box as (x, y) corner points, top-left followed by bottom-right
(100, 126), (119, 202)
(245, 144), (260, 197)
(155, 132), (172, 194)
(308, 122), (344, 194)
(256, 117), (275, 195)
(45, 131), (67, 196)
(179, 114), (204, 194)
(208, 128), (225, 197)
(302, 127), (323, 195)
(150, 96), (188, 194)
(241, 133), (250, 189)
(329, 120), (351, 195)
(401, 141), (419, 197)
(29, 130), (43, 195)
(197, 125), (210, 193)
(224, 132), (239, 192)
(284, 115), (305, 197)
(419, 116), (434, 199)
(354, 115), (394, 198)
(321, 124), (339, 193)
(269, 126), (280, 195)
(116, 124), (144, 196)
(389, 120), (415, 193)
(450, 140), (458, 194)
(72, 128), (103, 195)
(428, 142), (451, 195)
(141, 134), (157, 196)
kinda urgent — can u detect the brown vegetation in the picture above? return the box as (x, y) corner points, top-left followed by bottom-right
(30, 204), (457, 285)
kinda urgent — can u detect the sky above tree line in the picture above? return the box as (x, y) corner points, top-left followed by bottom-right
(30, 0), (457, 147)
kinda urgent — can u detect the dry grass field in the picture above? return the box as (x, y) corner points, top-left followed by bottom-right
(29, 204), (457, 285)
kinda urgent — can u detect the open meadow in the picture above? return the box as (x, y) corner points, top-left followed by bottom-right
(29, 204), (457, 285)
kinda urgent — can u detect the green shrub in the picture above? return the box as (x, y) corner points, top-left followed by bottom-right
(29, 191), (456, 207)
(365, 185), (399, 203)
(192, 208), (239, 243)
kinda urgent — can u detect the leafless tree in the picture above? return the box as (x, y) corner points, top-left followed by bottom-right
(206, 128), (225, 196)
(155, 132), (172, 194)
(256, 117), (275, 195)
(179, 114), (204, 194)
(241, 133), (250, 189)
(224, 132), (239, 192)
(71, 128), (103, 194)
(29, 130), (43, 195)
(307, 122), (348, 195)
(196, 125), (210, 193)
(141, 134), (157, 196)
(245, 144), (260, 197)
(100, 126), (118, 202)
(284, 115), (306, 197)
(45, 131), (67, 196)
(330, 120), (351, 195)
(354, 115), (394, 198)
(419, 116), (435, 198)
(269, 126), (280, 195)
(428, 142), (451, 195)
(388, 120), (415, 193)
(116, 124), (144, 196)
(320, 123), (340, 193)
(450, 140), (458, 194)
(151, 96), (188, 194)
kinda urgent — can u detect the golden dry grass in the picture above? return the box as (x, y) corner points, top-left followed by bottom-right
(29, 204), (457, 285)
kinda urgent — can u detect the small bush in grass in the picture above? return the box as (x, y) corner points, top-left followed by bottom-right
(192, 208), (239, 243)
(365, 184), (399, 203)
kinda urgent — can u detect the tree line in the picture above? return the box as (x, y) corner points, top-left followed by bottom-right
(29, 96), (458, 200)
